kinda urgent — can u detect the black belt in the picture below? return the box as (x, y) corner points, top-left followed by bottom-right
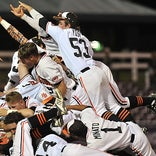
(61, 145), (66, 152)
(72, 84), (77, 90)
(130, 134), (135, 143)
(81, 67), (90, 73)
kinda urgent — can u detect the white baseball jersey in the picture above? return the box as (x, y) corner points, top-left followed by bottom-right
(12, 119), (35, 156)
(35, 54), (75, 88)
(35, 134), (113, 156)
(12, 114), (112, 156)
(15, 74), (53, 103)
(0, 99), (8, 109)
(80, 107), (156, 156)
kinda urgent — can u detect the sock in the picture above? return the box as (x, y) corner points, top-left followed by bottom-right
(128, 96), (155, 108)
(116, 108), (135, 122)
(102, 111), (121, 122)
(31, 121), (53, 139)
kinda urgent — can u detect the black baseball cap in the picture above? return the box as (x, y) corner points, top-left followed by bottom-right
(53, 12), (80, 29)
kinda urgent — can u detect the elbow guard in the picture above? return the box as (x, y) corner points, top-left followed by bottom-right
(39, 17), (48, 31)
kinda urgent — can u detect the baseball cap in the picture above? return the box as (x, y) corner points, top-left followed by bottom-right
(53, 12), (80, 29)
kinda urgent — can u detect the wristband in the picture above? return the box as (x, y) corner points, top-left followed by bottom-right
(0, 19), (11, 30)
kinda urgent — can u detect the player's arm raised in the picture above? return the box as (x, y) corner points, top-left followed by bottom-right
(10, 2), (46, 36)
(0, 16), (28, 45)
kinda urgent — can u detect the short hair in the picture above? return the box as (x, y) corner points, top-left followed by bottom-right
(31, 36), (46, 49)
(4, 112), (25, 125)
(5, 91), (22, 103)
(68, 119), (87, 138)
(18, 42), (38, 60)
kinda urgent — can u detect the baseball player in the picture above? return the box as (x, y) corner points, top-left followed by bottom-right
(66, 105), (156, 156)
(10, 3), (61, 57)
(11, 2), (156, 115)
(17, 4), (123, 122)
(7, 3), (138, 122)
(35, 134), (113, 156)
(6, 109), (112, 156)
(85, 50), (156, 113)
(37, 10), (156, 122)
(0, 15), (58, 91)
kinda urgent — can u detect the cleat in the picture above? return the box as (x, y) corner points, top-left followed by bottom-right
(54, 98), (67, 115)
(148, 93), (156, 98)
(55, 88), (63, 101)
(148, 93), (156, 113)
(54, 89), (67, 115)
(141, 127), (148, 134)
(51, 116), (64, 127)
(147, 100), (156, 113)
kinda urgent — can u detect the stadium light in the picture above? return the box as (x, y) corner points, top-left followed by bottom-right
(91, 40), (104, 52)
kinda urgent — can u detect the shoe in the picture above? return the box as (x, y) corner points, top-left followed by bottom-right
(54, 89), (67, 115)
(51, 116), (64, 127)
(54, 98), (67, 115)
(54, 88), (63, 101)
(141, 127), (148, 134)
(147, 100), (156, 113)
(148, 93), (156, 98)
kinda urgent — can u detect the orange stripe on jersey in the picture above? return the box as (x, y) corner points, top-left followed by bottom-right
(32, 129), (42, 139)
(73, 95), (83, 105)
(118, 109), (125, 118)
(136, 96), (143, 106)
(121, 111), (130, 121)
(42, 96), (53, 105)
(62, 126), (70, 137)
(79, 77), (96, 113)
(131, 146), (143, 156)
(37, 114), (46, 125)
(21, 121), (26, 156)
(103, 111), (112, 119)
(119, 109), (128, 120)
(109, 83), (127, 104)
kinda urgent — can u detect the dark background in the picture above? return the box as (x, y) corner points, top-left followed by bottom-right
(1, 0), (156, 52)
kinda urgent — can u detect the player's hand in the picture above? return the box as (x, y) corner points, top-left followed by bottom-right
(0, 108), (8, 116)
(19, 1), (32, 12)
(10, 4), (24, 18)
(0, 16), (2, 23)
(0, 58), (3, 62)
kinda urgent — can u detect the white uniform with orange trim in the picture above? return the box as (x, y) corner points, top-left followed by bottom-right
(76, 107), (156, 156)
(35, 134), (113, 156)
(12, 118), (113, 156)
(15, 74), (53, 103)
(85, 51), (131, 109)
(45, 22), (122, 116)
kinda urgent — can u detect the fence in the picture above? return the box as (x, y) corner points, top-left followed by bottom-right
(0, 50), (153, 88)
